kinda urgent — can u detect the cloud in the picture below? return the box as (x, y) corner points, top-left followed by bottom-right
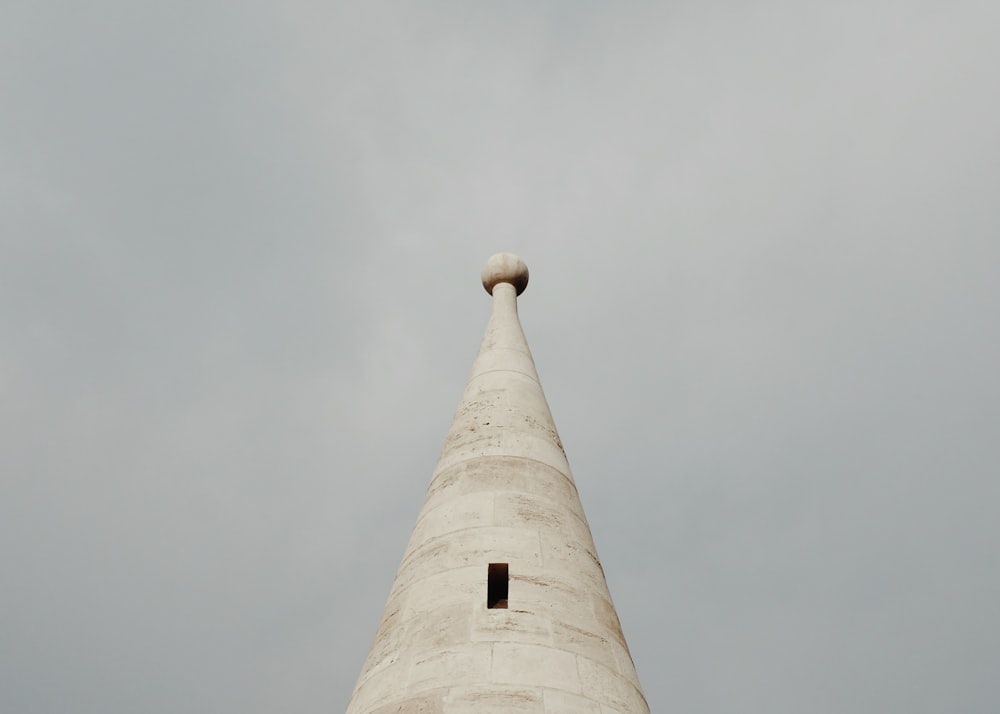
(2, 1), (998, 712)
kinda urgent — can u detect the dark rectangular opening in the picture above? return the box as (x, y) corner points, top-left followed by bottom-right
(487, 563), (508, 609)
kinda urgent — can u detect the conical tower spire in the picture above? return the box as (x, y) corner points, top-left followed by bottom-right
(347, 254), (648, 713)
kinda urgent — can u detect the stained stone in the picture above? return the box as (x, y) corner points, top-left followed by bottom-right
(346, 254), (648, 713)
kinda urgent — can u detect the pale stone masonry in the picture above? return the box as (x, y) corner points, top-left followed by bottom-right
(346, 254), (649, 714)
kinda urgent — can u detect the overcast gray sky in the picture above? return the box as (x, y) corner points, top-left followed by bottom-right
(2, 1), (999, 712)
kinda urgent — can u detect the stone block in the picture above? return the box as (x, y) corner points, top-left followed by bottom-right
(491, 642), (580, 694)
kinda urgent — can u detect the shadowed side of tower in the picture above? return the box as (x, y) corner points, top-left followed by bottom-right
(346, 254), (648, 714)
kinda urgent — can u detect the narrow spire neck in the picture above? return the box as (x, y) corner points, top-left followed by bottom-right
(467, 281), (540, 387)
(433, 273), (566, 478)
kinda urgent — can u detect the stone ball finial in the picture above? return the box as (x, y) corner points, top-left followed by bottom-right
(481, 253), (529, 295)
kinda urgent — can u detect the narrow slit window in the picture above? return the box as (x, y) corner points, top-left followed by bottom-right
(487, 563), (508, 609)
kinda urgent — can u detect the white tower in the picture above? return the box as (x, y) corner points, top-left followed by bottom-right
(346, 254), (648, 713)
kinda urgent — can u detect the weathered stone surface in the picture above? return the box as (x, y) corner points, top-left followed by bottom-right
(543, 690), (603, 714)
(346, 256), (648, 713)
(491, 643), (581, 693)
(444, 686), (543, 713)
(368, 691), (445, 714)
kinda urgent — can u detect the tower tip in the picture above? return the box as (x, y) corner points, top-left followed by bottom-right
(481, 253), (529, 296)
